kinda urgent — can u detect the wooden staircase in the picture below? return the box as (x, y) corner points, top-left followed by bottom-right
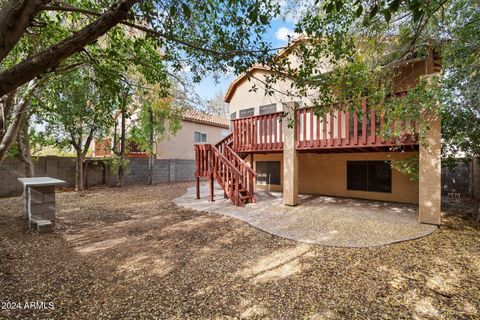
(194, 133), (256, 206)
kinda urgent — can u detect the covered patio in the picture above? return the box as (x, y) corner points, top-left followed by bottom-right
(174, 185), (437, 247)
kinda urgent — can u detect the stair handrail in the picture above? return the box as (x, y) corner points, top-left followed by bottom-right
(210, 145), (243, 178)
(210, 144), (243, 205)
(224, 145), (256, 177)
(215, 132), (233, 151)
(224, 144), (256, 203)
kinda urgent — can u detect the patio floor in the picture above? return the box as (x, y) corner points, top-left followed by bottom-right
(174, 185), (437, 247)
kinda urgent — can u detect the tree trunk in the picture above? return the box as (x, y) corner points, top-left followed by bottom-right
(0, 80), (37, 163)
(75, 149), (84, 191)
(117, 106), (126, 187)
(148, 106), (154, 185)
(16, 115), (34, 177)
(0, 0), (139, 96)
(0, 89), (16, 137)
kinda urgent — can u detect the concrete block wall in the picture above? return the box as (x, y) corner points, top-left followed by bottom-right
(473, 158), (480, 201)
(0, 157), (195, 197)
(441, 160), (471, 197)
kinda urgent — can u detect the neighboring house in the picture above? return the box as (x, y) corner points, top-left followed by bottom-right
(92, 109), (229, 161)
(194, 38), (443, 225)
(156, 109), (229, 160)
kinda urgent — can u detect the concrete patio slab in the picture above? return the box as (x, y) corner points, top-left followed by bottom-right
(173, 185), (437, 247)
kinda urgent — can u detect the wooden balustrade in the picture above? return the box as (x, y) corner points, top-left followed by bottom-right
(224, 145), (256, 202)
(230, 100), (418, 153)
(295, 101), (418, 150)
(194, 142), (255, 206)
(232, 112), (284, 152)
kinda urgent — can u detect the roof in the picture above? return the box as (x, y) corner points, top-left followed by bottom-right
(224, 65), (273, 103)
(223, 36), (439, 103)
(182, 109), (229, 128)
(224, 36), (307, 103)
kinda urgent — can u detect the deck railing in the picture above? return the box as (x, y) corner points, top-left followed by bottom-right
(296, 100), (418, 150)
(231, 99), (418, 152)
(232, 111), (284, 152)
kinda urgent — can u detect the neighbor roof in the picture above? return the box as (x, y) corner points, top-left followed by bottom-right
(182, 109), (229, 128)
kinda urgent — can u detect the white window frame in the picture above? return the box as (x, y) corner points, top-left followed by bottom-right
(194, 131), (208, 144)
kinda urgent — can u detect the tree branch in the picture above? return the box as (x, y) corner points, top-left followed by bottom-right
(0, 0), (48, 61)
(39, 3), (285, 58)
(0, 0), (139, 96)
(82, 127), (95, 157)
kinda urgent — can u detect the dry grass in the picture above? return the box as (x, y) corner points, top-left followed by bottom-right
(0, 183), (479, 319)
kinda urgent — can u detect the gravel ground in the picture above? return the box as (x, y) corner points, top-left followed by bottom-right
(0, 183), (479, 319)
(174, 185), (437, 247)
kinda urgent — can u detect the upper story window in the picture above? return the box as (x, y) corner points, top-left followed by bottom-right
(239, 108), (254, 118)
(194, 131), (207, 144)
(230, 112), (237, 120)
(259, 104), (277, 115)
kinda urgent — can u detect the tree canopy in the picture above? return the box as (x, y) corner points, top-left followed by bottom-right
(267, 0), (479, 162)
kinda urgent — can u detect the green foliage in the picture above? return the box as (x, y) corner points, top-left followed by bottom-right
(108, 156), (130, 176)
(33, 65), (119, 153)
(271, 0), (479, 165)
(391, 155), (419, 180)
(130, 86), (183, 154)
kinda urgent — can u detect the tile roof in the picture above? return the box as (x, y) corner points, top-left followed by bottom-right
(182, 109), (229, 128)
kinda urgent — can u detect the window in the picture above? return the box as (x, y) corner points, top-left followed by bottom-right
(230, 112), (237, 120)
(256, 161), (281, 185)
(259, 104), (277, 115)
(194, 131), (207, 143)
(239, 108), (254, 118)
(347, 161), (391, 193)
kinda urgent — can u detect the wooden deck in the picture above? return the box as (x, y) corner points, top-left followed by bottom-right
(231, 100), (418, 153)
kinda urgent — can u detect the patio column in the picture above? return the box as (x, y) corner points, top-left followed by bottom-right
(283, 101), (299, 206)
(419, 102), (441, 225)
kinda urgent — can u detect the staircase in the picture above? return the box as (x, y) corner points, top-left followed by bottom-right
(194, 133), (256, 206)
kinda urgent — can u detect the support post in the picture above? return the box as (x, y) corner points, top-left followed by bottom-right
(196, 177), (200, 199)
(419, 105), (441, 225)
(283, 102), (299, 206)
(209, 175), (214, 202)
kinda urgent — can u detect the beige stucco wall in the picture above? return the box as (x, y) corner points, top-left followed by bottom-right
(298, 152), (419, 204)
(156, 120), (229, 160)
(228, 70), (294, 117)
(247, 151), (419, 204)
(228, 58), (435, 118)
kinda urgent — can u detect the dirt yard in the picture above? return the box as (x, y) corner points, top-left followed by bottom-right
(0, 183), (479, 319)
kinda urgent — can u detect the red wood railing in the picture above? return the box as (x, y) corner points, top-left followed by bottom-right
(215, 132), (233, 154)
(232, 111), (284, 152)
(194, 142), (255, 206)
(295, 100), (418, 150)
(230, 100), (418, 152)
(224, 144), (256, 202)
(126, 151), (148, 158)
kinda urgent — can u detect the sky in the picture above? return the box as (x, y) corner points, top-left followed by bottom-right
(192, 18), (297, 103)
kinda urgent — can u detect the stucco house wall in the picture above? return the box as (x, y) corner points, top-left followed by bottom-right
(156, 120), (229, 160)
(246, 151), (419, 204)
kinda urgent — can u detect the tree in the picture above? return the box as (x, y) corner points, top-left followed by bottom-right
(33, 66), (118, 190)
(0, 0), (281, 96)
(0, 0), (281, 161)
(130, 84), (182, 185)
(261, 0), (479, 167)
(207, 91), (229, 117)
(0, 80), (39, 161)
